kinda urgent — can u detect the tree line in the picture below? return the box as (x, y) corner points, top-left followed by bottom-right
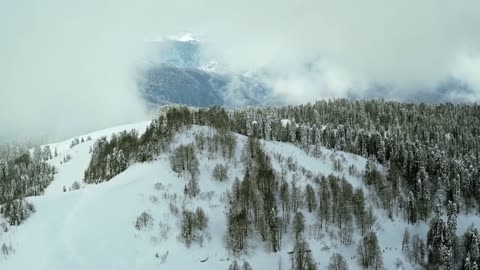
(0, 144), (55, 227)
(81, 102), (480, 269)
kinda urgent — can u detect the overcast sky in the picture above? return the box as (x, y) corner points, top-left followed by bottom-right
(1, 0), (480, 142)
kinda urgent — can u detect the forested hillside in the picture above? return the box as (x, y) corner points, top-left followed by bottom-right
(0, 144), (55, 226)
(1, 100), (480, 269)
(79, 100), (480, 269)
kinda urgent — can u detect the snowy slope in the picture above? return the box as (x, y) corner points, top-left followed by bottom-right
(1, 124), (479, 270)
(43, 121), (151, 195)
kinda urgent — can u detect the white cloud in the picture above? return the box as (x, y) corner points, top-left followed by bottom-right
(1, 0), (480, 141)
(453, 52), (480, 101)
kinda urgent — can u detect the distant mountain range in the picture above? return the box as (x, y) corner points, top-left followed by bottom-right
(138, 35), (477, 108)
(138, 38), (277, 108)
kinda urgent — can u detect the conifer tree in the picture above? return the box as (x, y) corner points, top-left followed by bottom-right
(402, 228), (410, 252)
(328, 253), (348, 270)
(305, 184), (317, 213)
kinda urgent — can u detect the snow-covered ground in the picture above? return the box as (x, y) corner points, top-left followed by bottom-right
(42, 121), (151, 195)
(1, 123), (479, 270)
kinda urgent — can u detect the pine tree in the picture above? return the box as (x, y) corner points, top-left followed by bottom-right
(465, 253), (473, 270)
(212, 163), (228, 182)
(427, 205), (449, 268)
(186, 177), (200, 198)
(313, 127), (322, 157)
(293, 211), (305, 240)
(292, 239), (316, 270)
(470, 232), (479, 262)
(402, 228), (410, 252)
(264, 116), (272, 141)
(450, 177), (461, 211)
(305, 184), (317, 213)
(105, 154), (112, 179)
(357, 231), (383, 269)
(407, 191), (417, 224)
(268, 207), (280, 252)
(280, 180), (290, 231)
(288, 123), (297, 144)
(328, 253), (348, 270)
(416, 164), (431, 221)
(339, 215), (354, 245)
(318, 177), (330, 229)
(377, 139), (386, 164)
(116, 149), (128, 173)
(42, 146), (52, 161)
(446, 201), (458, 265)
(291, 180), (302, 214)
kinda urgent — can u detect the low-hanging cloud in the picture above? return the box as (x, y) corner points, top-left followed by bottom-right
(1, 0), (480, 142)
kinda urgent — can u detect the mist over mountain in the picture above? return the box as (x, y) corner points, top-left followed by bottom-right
(137, 37), (278, 108)
(136, 35), (480, 111)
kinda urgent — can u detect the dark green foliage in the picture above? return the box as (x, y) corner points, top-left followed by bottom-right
(170, 144), (199, 179)
(339, 215), (354, 245)
(292, 239), (317, 270)
(305, 184), (317, 213)
(212, 163), (228, 182)
(84, 130), (138, 183)
(194, 128), (236, 159)
(280, 180), (290, 231)
(0, 199), (35, 226)
(70, 181), (81, 191)
(463, 226), (480, 269)
(407, 191), (417, 224)
(42, 146), (53, 161)
(316, 174), (357, 231)
(226, 138), (280, 253)
(62, 154), (72, 163)
(410, 234), (426, 266)
(293, 211), (305, 240)
(226, 206), (248, 254)
(170, 143), (200, 198)
(328, 253), (348, 270)
(364, 158), (397, 216)
(0, 145), (55, 205)
(165, 106), (193, 131)
(364, 158), (381, 187)
(70, 138), (80, 148)
(318, 176), (330, 229)
(426, 206), (449, 268)
(84, 107), (196, 183)
(0, 144), (52, 227)
(180, 207), (209, 247)
(135, 211), (153, 230)
(357, 231), (383, 269)
(195, 106), (230, 132)
(402, 228), (410, 252)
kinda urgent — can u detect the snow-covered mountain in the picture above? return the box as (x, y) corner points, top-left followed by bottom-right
(138, 37), (277, 108)
(2, 118), (479, 270)
(138, 64), (273, 108)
